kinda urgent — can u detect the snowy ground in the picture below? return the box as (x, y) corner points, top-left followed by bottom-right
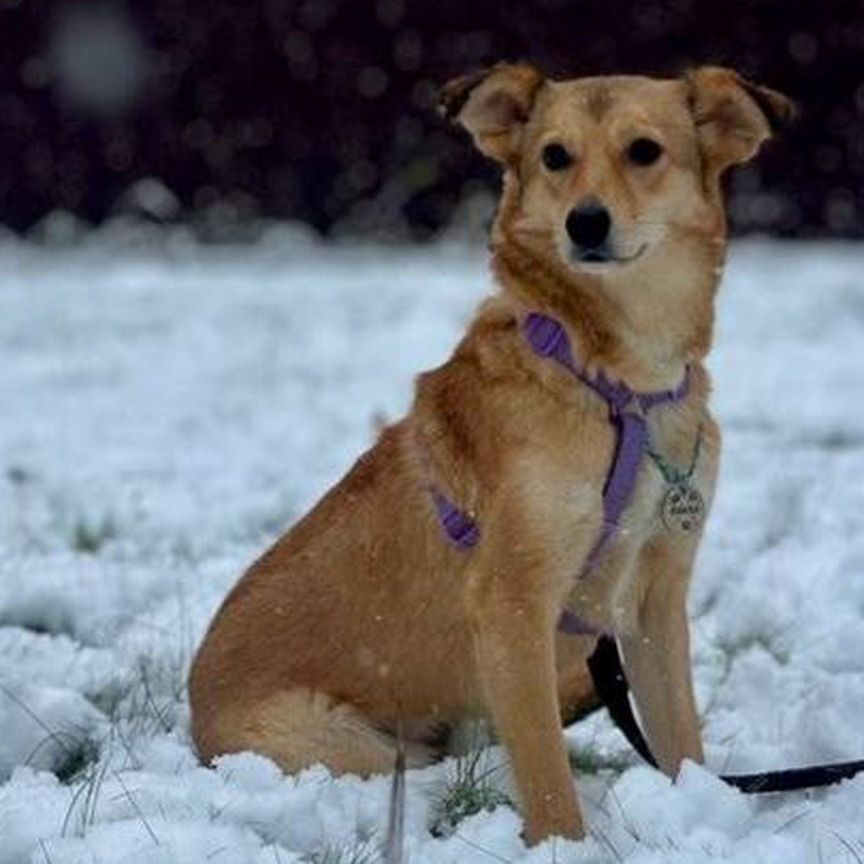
(1, 227), (864, 863)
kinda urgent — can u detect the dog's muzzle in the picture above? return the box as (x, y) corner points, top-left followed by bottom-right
(565, 201), (646, 265)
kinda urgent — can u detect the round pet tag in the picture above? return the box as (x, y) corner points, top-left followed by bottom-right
(661, 484), (705, 534)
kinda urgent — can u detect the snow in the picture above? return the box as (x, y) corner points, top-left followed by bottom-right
(1, 228), (864, 862)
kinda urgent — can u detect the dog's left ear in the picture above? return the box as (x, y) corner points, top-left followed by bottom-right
(686, 67), (795, 177)
(439, 62), (545, 164)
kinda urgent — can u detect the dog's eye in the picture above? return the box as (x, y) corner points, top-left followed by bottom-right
(541, 143), (573, 171)
(627, 137), (663, 166)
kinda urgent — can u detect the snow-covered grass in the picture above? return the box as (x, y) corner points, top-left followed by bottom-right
(1, 227), (864, 863)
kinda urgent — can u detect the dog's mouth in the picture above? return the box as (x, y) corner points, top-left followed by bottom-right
(573, 243), (648, 267)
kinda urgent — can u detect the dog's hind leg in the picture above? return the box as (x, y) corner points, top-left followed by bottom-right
(194, 687), (434, 777)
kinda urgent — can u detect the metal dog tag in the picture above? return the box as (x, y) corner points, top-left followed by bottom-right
(661, 484), (705, 534)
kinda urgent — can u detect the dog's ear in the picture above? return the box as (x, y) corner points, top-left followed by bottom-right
(686, 67), (795, 177)
(439, 62), (545, 163)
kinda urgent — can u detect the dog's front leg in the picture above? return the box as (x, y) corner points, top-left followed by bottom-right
(619, 537), (704, 776)
(470, 585), (582, 843)
(461, 457), (602, 843)
(464, 479), (591, 846)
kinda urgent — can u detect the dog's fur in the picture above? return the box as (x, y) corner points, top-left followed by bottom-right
(189, 64), (792, 843)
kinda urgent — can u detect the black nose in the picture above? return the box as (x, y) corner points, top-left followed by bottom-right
(566, 203), (612, 249)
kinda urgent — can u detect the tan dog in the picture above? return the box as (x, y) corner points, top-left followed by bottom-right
(189, 64), (792, 844)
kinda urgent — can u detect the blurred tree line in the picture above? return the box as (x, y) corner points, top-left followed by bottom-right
(0, 0), (862, 238)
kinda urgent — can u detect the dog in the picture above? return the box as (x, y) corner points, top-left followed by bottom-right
(189, 63), (792, 844)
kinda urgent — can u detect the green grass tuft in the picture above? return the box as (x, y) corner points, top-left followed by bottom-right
(70, 517), (117, 554)
(54, 735), (101, 784)
(432, 744), (513, 837)
(569, 747), (632, 776)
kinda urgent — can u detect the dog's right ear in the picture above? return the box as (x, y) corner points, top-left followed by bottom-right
(439, 62), (545, 164)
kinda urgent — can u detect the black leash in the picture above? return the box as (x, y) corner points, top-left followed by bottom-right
(587, 635), (864, 793)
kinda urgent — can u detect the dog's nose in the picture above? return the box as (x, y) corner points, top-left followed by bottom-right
(566, 203), (611, 249)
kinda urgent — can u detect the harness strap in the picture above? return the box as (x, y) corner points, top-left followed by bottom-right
(433, 311), (689, 634)
(432, 490), (480, 550)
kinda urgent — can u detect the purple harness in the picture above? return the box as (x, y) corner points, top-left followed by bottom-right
(433, 311), (690, 635)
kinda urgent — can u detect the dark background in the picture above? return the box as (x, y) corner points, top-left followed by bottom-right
(1, 0), (862, 238)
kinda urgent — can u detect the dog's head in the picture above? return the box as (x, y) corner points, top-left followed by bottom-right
(441, 63), (792, 292)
